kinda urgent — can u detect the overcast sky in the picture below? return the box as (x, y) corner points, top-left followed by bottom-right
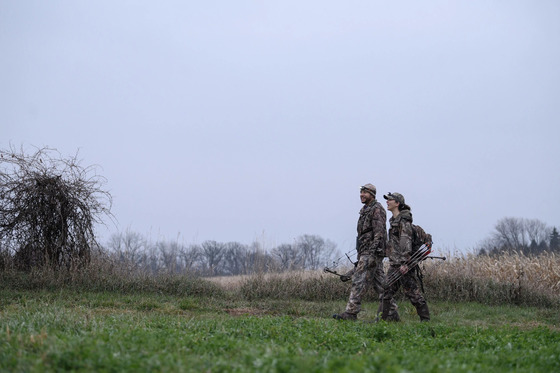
(2, 1), (559, 255)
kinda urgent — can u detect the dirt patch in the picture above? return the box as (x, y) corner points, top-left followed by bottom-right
(224, 308), (266, 317)
(511, 321), (560, 332)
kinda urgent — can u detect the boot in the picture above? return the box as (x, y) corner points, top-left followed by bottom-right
(377, 299), (400, 322)
(416, 303), (430, 322)
(381, 299), (400, 322)
(332, 312), (357, 321)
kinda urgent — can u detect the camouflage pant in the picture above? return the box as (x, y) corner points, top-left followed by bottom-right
(382, 266), (430, 321)
(344, 253), (398, 318)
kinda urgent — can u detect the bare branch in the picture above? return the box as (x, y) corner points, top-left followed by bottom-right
(0, 146), (113, 270)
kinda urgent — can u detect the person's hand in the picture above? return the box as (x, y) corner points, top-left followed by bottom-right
(399, 264), (409, 275)
(340, 275), (351, 282)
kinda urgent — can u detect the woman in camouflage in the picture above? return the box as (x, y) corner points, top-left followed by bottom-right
(381, 192), (430, 322)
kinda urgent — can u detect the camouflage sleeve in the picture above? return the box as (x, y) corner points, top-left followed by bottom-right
(394, 220), (413, 264)
(370, 204), (386, 255)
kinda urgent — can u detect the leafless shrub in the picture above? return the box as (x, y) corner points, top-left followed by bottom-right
(0, 247), (224, 297)
(0, 146), (112, 270)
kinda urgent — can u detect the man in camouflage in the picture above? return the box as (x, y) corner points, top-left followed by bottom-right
(333, 184), (398, 321)
(381, 192), (430, 322)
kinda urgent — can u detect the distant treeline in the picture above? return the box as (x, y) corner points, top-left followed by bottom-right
(3, 147), (557, 276)
(477, 217), (559, 256)
(104, 231), (338, 277)
(105, 216), (559, 275)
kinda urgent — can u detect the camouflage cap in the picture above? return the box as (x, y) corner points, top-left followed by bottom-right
(383, 192), (405, 205)
(360, 183), (376, 196)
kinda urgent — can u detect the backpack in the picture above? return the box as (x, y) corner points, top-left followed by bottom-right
(411, 224), (433, 293)
(411, 224), (433, 253)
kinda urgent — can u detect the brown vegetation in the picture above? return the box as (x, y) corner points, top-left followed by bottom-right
(0, 146), (112, 270)
(423, 251), (560, 306)
(210, 252), (560, 307)
(2, 246), (558, 308)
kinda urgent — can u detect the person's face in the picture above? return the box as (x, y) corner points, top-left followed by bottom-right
(360, 190), (374, 204)
(386, 198), (399, 211)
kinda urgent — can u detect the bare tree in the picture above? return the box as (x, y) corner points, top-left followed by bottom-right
(481, 217), (553, 255)
(222, 242), (249, 275)
(200, 240), (225, 276)
(178, 244), (202, 274)
(295, 234), (337, 270)
(493, 217), (526, 252)
(272, 243), (303, 271)
(244, 243), (277, 274)
(107, 230), (147, 268)
(0, 146), (112, 270)
(525, 219), (551, 247)
(102, 229), (343, 275)
(157, 240), (181, 273)
(244, 240), (278, 273)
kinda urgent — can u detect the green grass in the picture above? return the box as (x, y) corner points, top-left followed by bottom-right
(1, 289), (559, 372)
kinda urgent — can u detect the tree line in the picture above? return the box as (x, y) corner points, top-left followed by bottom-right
(477, 217), (559, 256)
(104, 230), (338, 276)
(2, 146), (558, 274)
(0, 146), (341, 276)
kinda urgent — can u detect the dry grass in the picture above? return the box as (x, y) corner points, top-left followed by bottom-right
(0, 251), (225, 298)
(207, 270), (329, 291)
(3, 251), (558, 307)
(208, 253), (560, 307)
(429, 252), (560, 294)
(420, 252), (560, 306)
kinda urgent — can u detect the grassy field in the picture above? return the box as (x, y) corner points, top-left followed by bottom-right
(1, 287), (559, 372)
(1, 252), (559, 372)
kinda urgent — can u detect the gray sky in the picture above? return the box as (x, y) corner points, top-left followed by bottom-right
(2, 1), (559, 255)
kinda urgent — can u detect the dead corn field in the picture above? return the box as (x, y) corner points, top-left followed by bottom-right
(209, 252), (560, 307)
(422, 252), (560, 306)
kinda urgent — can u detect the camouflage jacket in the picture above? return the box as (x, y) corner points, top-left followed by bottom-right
(356, 200), (387, 257)
(387, 210), (413, 265)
